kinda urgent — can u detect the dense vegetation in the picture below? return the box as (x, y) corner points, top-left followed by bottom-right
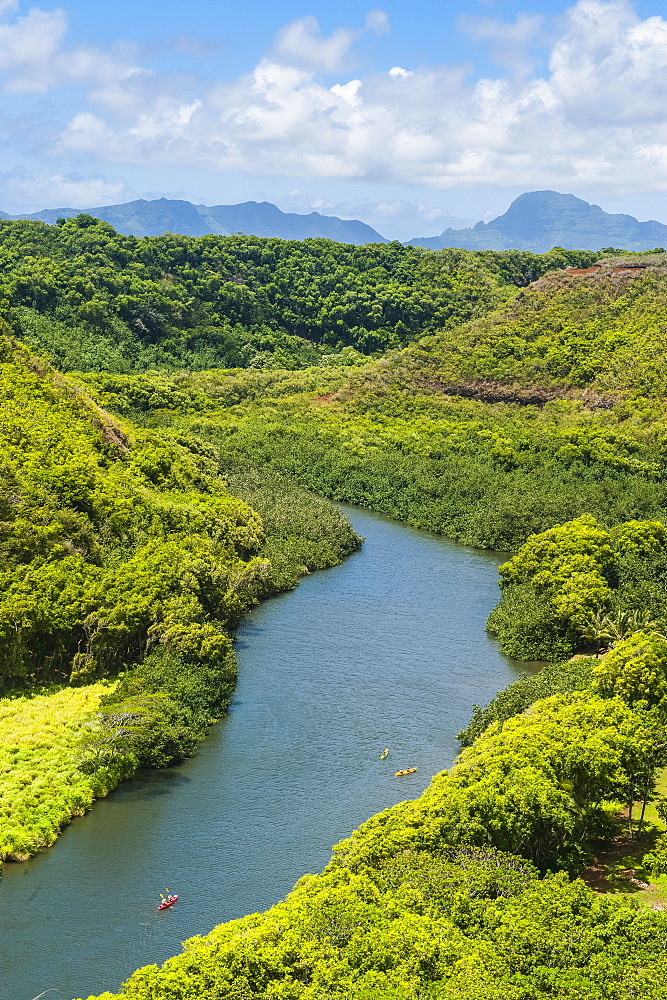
(77, 357), (667, 557)
(0, 334), (359, 858)
(487, 515), (667, 659)
(0, 214), (598, 371)
(4, 222), (667, 997)
(82, 681), (667, 1000)
(83, 868), (667, 1000)
(407, 255), (667, 396)
(457, 657), (597, 747)
(0, 336), (264, 694)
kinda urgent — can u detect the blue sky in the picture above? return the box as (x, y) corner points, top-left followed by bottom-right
(1, 0), (667, 237)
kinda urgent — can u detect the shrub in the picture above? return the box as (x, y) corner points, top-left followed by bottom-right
(642, 833), (667, 876)
(458, 658), (596, 747)
(592, 631), (667, 709)
(486, 584), (576, 660)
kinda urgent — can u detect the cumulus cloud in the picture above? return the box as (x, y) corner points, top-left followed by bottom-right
(271, 10), (389, 73)
(549, 0), (667, 122)
(0, 4), (146, 96)
(0, 6), (68, 92)
(0, 169), (131, 211)
(7, 0), (667, 199)
(458, 11), (544, 74)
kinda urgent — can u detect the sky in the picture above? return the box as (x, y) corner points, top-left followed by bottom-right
(1, 0), (667, 238)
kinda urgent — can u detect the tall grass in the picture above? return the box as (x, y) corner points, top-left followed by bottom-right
(0, 682), (127, 860)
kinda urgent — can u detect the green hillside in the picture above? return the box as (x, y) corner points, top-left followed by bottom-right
(0, 214), (597, 371)
(404, 254), (667, 396)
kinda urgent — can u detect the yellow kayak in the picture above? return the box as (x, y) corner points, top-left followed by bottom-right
(395, 767), (417, 776)
(379, 748), (389, 758)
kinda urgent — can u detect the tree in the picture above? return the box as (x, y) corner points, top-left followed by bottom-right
(580, 609), (664, 650)
(592, 631), (667, 709)
(77, 695), (164, 772)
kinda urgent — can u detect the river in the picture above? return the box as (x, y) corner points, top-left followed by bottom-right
(1, 506), (521, 1000)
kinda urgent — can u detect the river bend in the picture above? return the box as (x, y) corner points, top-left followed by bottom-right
(1, 506), (520, 1000)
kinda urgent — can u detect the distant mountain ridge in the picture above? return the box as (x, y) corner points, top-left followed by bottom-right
(4, 190), (667, 251)
(408, 191), (667, 253)
(0, 197), (387, 245)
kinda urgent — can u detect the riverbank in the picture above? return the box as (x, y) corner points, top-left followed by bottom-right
(0, 337), (365, 869)
(0, 476), (360, 866)
(0, 506), (519, 1000)
(80, 681), (667, 1000)
(0, 682), (120, 861)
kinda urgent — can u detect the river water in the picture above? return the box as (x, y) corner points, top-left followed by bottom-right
(1, 507), (520, 1000)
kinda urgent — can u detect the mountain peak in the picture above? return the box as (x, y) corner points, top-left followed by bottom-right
(409, 191), (667, 253)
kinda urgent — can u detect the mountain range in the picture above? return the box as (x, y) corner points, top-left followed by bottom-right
(0, 197), (387, 245)
(408, 191), (667, 253)
(2, 190), (667, 251)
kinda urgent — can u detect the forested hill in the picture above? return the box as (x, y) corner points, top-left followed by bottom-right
(0, 214), (598, 372)
(83, 247), (667, 559)
(396, 252), (667, 400)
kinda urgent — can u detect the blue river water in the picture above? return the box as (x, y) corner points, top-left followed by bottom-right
(0, 506), (521, 1000)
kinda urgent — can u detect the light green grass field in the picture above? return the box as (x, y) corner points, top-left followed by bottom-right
(0, 683), (118, 860)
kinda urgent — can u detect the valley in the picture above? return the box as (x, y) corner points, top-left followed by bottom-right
(1, 218), (667, 999)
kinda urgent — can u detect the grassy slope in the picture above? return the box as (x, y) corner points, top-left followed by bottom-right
(401, 255), (667, 393)
(0, 682), (118, 860)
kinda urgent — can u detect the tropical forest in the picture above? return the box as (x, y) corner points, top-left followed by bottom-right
(5, 214), (667, 1000)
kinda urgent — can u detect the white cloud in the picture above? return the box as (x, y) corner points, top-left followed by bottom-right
(365, 10), (390, 35)
(549, 0), (667, 122)
(7, 0), (667, 201)
(276, 190), (484, 240)
(271, 10), (389, 74)
(458, 11), (544, 77)
(0, 5), (146, 96)
(329, 79), (362, 107)
(460, 11), (544, 48)
(0, 169), (131, 211)
(0, 7), (67, 92)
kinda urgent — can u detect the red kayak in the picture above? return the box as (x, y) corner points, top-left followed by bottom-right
(158, 895), (178, 910)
